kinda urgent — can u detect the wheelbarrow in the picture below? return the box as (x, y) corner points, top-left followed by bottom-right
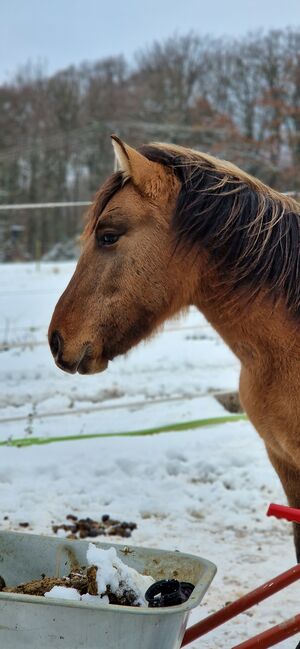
(0, 504), (299, 649)
(0, 529), (215, 649)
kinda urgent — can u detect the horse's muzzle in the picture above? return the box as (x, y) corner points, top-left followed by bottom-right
(49, 330), (108, 374)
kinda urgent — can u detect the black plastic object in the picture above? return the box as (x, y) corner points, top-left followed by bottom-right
(145, 579), (195, 608)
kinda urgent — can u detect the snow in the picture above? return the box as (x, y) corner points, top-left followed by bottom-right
(45, 543), (154, 605)
(0, 261), (299, 647)
(81, 592), (109, 605)
(86, 543), (154, 605)
(45, 586), (81, 601)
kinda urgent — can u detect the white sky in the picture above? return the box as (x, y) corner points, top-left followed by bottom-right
(1, 0), (300, 82)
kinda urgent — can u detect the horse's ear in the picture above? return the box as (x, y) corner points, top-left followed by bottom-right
(111, 135), (163, 197)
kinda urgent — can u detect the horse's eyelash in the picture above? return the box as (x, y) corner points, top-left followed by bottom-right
(95, 226), (128, 241)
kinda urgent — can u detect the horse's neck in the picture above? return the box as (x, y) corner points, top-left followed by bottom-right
(193, 283), (298, 370)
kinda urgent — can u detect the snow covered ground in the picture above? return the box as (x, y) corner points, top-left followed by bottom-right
(0, 261), (299, 647)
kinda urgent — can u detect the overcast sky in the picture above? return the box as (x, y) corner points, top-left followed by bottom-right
(1, 0), (300, 82)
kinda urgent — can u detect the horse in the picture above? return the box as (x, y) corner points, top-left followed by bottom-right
(49, 135), (300, 559)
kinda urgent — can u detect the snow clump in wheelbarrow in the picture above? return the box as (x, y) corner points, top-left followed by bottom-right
(45, 544), (154, 607)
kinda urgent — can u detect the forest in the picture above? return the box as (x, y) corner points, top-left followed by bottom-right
(1, 28), (299, 260)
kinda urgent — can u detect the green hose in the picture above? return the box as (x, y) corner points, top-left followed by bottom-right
(0, 413), (247, 448)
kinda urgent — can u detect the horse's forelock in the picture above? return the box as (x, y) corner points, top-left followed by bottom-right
(83, 171), (126, 238)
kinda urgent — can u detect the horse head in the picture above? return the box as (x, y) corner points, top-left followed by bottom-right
(48, 136), (197, 374)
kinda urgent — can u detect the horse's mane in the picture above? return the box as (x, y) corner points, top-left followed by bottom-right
(140, 143), (300, 315)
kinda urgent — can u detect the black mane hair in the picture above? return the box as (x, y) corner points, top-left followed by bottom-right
(140, 144), (300, 315)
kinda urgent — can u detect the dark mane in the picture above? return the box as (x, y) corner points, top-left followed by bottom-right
(140, 144), (300, 315)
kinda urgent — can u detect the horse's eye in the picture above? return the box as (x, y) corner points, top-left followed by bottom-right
(98, 232), (120, 247)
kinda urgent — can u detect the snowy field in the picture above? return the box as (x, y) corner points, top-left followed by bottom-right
(0, 261), (299, 647)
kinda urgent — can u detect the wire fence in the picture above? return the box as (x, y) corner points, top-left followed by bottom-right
(0, 201), (92, 211)
(0, 119), (218, 262)
(0, 295), (225, 427)
(0, 200), (91, 263)
(0, 391), (221, 425)
(0, 322), (213, 352)
(1, 188), (299, 263)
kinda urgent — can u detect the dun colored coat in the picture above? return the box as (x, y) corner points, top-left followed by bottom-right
(49, 136), (300, 558)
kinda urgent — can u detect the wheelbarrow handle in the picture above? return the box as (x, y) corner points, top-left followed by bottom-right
(231, 613), (300, 648)
(267, 503), (300, 524)
(181, 564), (300, 647)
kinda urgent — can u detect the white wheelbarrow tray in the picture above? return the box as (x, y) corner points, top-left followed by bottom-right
(0, 531), (216, 649)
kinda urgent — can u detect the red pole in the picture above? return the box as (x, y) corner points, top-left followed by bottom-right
(232, 614), (300, 648)
(181, 564), (300, 646)
(267, 503), (300, 524)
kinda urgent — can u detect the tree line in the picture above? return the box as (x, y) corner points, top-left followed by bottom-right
(0, 28), (299, 260)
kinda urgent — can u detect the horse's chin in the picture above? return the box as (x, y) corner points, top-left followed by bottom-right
(77, 357), (109, 375)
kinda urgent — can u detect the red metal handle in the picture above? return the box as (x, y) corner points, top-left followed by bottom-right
(267, 503), (300, 524)
(181, 565), (300, 647)
(231, 614), (300, 648)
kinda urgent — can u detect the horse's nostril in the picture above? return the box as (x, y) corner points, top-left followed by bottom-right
(50, 331), (63, 358)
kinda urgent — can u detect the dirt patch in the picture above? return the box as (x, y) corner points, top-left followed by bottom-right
(0, 572), (88, 596)
(52, 514), (137, 539)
